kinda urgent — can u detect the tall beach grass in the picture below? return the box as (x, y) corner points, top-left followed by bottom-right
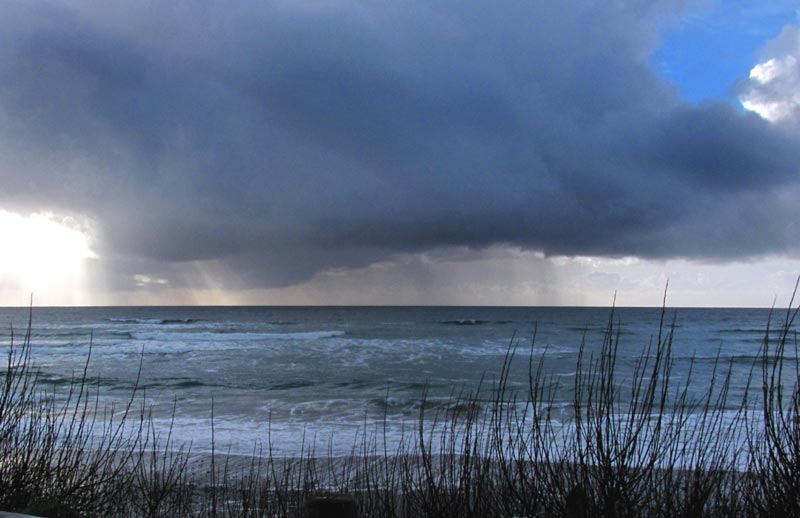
(1, 295), (799, 517)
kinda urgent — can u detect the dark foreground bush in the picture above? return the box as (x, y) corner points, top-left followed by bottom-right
(1, 297), (799, 517)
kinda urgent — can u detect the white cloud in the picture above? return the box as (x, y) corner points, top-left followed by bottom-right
(133, 274), (170, 288)
(740, 25), (800, 125)
(749, 58), (784, 84)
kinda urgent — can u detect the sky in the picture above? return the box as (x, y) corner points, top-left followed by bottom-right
(1, 0), (799, 307)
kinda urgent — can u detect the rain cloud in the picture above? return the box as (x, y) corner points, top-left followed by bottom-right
(1, 0), (799, 290)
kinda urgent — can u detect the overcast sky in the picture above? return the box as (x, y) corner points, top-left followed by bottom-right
(1, 0), (799, 307)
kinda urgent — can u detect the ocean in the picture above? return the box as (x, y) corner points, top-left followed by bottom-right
(0, 305), (791, 457)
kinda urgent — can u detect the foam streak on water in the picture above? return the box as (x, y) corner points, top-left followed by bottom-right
(0, 306), (789, 456)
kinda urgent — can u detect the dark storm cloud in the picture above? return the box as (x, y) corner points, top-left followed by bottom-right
(1, 0), (799, 289)
(646, 104), (800, 189)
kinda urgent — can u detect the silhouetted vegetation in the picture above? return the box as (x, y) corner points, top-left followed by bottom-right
(1, 296), (799, 517)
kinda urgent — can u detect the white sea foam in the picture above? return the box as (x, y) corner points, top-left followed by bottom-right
(1, 305), (788, 464)
(131, 330), (346, 342)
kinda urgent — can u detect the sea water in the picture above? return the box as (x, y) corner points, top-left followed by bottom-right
(0, 306), (791, 457)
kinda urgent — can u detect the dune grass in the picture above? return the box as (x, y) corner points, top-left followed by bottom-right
(1, 299), (799, 517)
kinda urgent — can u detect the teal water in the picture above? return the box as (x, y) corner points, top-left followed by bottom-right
(0, 306), (790, 455)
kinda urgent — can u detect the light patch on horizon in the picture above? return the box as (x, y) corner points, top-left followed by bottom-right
(197, 247), (800, 308)
(0, 210), (95, 306)
(56, 246), (800, 308)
